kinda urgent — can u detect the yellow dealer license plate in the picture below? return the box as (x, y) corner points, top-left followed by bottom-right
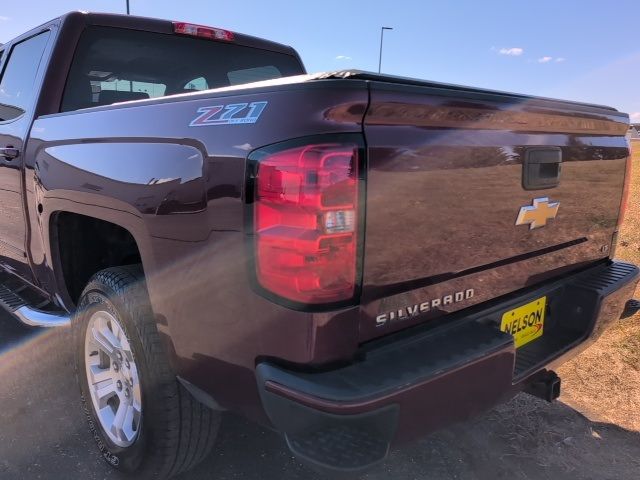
(500, 296), (546, 348)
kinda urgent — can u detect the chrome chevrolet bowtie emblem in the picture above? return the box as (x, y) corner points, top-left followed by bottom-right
(516, 197), (560, 229)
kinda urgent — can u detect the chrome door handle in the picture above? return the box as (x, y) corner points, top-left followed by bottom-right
(0, 147), (19, 160)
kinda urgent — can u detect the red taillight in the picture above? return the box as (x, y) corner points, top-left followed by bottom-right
(618, 151), (633, 227)
(254, 143), (359, 304)
(173, 22), (235, 41)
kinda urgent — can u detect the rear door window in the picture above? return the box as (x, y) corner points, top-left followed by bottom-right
(61, 27), (304, 112)
(0, 31), (50, 121)
(227, 66), (283, 85)
(184, 77), (209, 91)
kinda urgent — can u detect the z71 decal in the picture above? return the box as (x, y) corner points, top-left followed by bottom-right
(189, 101), (268, 127)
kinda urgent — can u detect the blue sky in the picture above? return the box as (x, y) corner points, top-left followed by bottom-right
(2, 0), (640, 119)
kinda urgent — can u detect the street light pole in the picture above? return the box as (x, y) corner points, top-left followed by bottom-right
(126, 0), (130, 14)
(378, 26), (393, 74)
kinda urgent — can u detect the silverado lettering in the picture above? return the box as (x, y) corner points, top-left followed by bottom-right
(376, 289), (475, 326)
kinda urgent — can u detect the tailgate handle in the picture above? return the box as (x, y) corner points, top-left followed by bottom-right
(523, 148), (562, 190)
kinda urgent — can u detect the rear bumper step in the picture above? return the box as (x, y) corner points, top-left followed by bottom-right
(257, 261), (639, 473)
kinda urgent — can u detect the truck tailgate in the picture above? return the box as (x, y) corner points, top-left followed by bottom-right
(360, 77), (629, 341)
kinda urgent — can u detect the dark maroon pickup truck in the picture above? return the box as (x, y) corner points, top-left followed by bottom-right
(1, 11), (638, 479)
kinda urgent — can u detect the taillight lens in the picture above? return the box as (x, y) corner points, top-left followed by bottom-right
(254, 143), (359, 304)
(173, 22), (235, 41)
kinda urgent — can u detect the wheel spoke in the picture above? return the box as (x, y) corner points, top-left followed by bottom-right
(109, 318), (121, 340)
(111, 400), (129, 441)
(94, 379), (117, 407)
(91, 324), (121, 356)
(88, 364), (113, 385)
(122, 405), (137, 441)
(123, 349), (134, 363)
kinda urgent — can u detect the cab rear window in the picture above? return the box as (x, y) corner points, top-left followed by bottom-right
(61, 26), (304, 112)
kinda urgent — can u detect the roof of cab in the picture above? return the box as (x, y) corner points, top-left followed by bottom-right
(7, 11), (301, 62)
(76, 12), (299, 58)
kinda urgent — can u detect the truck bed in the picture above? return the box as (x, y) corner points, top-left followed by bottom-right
(32, 68), (630, 345)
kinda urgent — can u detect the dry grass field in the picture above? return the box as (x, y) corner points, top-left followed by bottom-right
(558, 145), (640, 432)
(614, 144), (640, 268)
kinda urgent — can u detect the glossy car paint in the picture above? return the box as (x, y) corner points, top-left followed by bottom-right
(26, 79), (367, 418)
(360, 82), (629, 341)
(1, 11), (633, 431)
(8, 14), (368, 423)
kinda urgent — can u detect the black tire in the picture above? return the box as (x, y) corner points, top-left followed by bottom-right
(72, 265), (220, 479)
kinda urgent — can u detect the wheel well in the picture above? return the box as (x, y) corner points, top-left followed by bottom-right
(53, 212), (142, 304)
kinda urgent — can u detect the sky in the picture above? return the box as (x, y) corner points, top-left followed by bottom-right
(1, 0), (639, 119)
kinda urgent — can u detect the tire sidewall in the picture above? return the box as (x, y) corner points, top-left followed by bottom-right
(74, 287), (149, 473)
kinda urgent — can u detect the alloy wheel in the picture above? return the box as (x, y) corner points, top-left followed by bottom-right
(84, 309), (142, 448)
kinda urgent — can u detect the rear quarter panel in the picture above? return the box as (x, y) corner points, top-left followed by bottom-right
(25, 81), (367, 418)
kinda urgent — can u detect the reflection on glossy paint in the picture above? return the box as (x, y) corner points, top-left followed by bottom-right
(44, 143), (203, 185)
(358, 91), (629, 341)
(38, 143), (207, 216)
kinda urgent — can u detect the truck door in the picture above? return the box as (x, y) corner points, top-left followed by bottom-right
(0, 31), (50, 280)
